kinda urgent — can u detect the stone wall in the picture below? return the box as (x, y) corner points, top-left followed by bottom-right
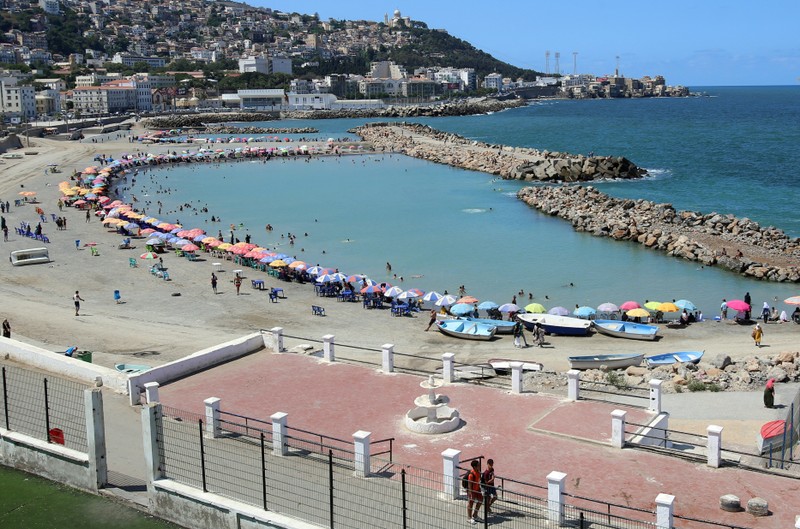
(517, 185), (800, 282)
(353, 122), (647, 182)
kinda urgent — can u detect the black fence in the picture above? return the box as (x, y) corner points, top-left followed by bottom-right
(0, 363), (88, 452)
(578, 379), (651, 409)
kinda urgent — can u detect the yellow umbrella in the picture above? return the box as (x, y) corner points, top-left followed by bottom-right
(657, 302), (680, 313)
(61, 189), (77, 196)
(626, 308), (651, 318)
(19, 191), (37, 197)
(524, 303), (546, 313)
(201, 236), (219, 244)
(101, 217), (119, 225)
(288, 260), (307, 269)
(216, 243), (232, 250)
(269, 259), (288, 268)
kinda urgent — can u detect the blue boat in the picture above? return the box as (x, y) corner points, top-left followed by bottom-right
(516, 313), (592, 336)
(436, 320), (497, 341)
(568, 353), (644, 370)
(645, 351), (704, 367)
(461, 317), (516, 334)
(593, 320), (659, 341)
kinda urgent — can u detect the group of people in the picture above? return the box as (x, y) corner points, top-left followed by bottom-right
(513, 319), (545, 348)
(464, 458), (497, 525)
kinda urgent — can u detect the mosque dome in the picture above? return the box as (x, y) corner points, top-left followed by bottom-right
(394, 9), (401, 17)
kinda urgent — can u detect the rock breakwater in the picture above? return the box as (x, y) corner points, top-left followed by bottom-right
(282, 97), (526, 120)
(353, 122), (646, 182)
(517, 185), (800, 281)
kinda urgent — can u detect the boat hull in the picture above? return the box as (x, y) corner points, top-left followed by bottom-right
(567, 353), (644, 370)
(517, 313), (592, 336)
(593, 320), (659, 341)
(645, 351), (704, 367)
(488, 358), (543, 373)
(436, 320), (496, 341)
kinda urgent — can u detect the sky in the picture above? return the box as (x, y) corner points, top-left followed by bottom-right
(249, 1), (800, 86)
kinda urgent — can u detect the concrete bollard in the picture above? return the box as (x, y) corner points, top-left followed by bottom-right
(795, 514), (800, 528)
(442, 353), (455, 384)
(268, 327), (284, 353)
(655, 494), (675, 529)
(611, 410), (627, 449)
(441, 448), (461, 500)
(204, 397), (221, 438)
(381, 343), (394, 373)
(271, 412), (288, 456)
(143, 381), (160, 404)
(649, 379), (663, 413)
(567, 370), (580, 401)
(322, 334), (335, 362)
(353, 430), (371, 477)
(707, 425), (723, 468)
(510, 362), (523, 394)
(547, 471), (566, 525)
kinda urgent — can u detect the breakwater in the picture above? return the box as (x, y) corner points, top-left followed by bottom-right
(353, 122), (646, 182)
(517, 185), (800, 282)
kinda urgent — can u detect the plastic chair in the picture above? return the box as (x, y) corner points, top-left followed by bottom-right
(90, 247), (99, 256)
(129, 258), (137, 268)
(162, 271), (170, 281)
(114, 290), (121, 304)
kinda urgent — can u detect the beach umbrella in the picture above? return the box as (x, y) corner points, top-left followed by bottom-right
(173, 239), (191, 247)
(435, 295), (458, 307)
(548, 306), (570, 316)
(19, 191), (36, 197)
(269, 259), (288, 268)
(140, 228), (156, 235)
(153, 232), (171, 239)
(397, 290), (421, 300)
(201, 236), (218, 244)
(450, 303), (474, 316)
(384, 286), (405, 298)
(457, 296), (479, 304)
(498, 303), (521, 313)
(146, 238), (165, 246)
(306, 266), (333, 276)
(216, 243), (233, 251)
(73, 200), (87, 206)
(644, 301), (663, 311)
(329, 272), (348, 282)
(405, 288), (425, 297)
(597, 302), (619, 313)
(783, 296), (800, 305)
(675, 300), (697, 311)
(259, 256), (276, 264)
(361, 278), (380, 287)
(124, 222), (139, 231)
(345, 274), (365, 283)
(574, 306), (596, 318)
(619, 301), (641, 311)
(316, 274), (337, 283)
(140, 252), (158, 260)
(193, 234), (207, 242)
(626, 308), (651, 318)
(288, 260), (307, 269)
(726, 299), (750, 312)
(477, 301), (499, 310)
(182, 243), (199, 252)
(361, 285), (384, 294)
(524, 303), (546, 314)
(657, 302), (680, 313)
(422, 291), (443, 303)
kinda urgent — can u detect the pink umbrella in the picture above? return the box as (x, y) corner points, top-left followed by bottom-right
(182, 243), (200, 252)
(727, 299), (750, 312)
(619, 301), (641, 311)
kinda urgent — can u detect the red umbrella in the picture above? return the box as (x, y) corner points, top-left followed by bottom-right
(727, 299), (750, 312)
(457, 296), (479, 304)
(619, 301), (641, 311)
(182, 243), (200, 252)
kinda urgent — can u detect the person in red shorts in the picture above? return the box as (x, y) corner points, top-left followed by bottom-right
(466, 459), (483, 524)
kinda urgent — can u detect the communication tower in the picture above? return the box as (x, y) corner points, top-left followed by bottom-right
(554, 52), (560, 75)
(545, 51), (550, 75)
(572, 52), (578, 75)
(615, 55), (620, 77)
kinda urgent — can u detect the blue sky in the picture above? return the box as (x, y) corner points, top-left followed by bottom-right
(250, 1), (800, 86)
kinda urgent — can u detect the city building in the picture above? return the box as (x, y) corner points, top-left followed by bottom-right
(483, 73), (503, 92)
(0, 76), (37, 120)
(38, 0), (60, 15)
(111, 53), (166, 69)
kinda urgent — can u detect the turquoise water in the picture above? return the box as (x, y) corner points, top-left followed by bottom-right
(123, 86), (799, 315)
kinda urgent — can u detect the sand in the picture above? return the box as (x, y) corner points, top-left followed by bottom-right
(1, 123), (798, 375)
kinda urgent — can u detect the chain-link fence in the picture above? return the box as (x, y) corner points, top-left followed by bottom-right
(0, 363), (88, 452)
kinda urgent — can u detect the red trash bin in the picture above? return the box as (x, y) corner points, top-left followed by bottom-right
(49, 428), (65, 445)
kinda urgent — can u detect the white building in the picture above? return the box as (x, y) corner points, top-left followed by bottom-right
(75, 72), (122, 88)
(270, 56), (292, 75)
(0, 77), (36, 120)
(369, 61), (407, 80)
(111, 53), (166, 68)
(39, 0), (60, 15)
(483, 73), (503, 92)
(239, 56), (269, 74)
(287, 92), (337, 110)
(236, 89), (285, 110)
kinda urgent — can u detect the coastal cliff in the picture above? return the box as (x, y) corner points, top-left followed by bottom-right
(353, 122), (646, 182)
(517, 185), (800, 282)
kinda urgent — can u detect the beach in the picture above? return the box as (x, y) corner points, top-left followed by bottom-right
(1, 122), (798, 379)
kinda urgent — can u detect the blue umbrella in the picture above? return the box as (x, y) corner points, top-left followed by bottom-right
(193, 234), (206, 242)
(675, 299), (697, 311)
(498, 303), (521, 313)
(259, 256), (276, 263)
(450, 303), (475, 316)
(573, 306), (596, 318)
(477, 301), (499, 310)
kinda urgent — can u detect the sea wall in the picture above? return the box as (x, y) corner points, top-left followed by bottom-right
(517, 185), (800, 282)
(353, 122), (646, 182)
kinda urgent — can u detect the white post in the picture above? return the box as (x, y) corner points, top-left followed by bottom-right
(140, 403), (163, 492)
(268, 327), (284, 353)
(144, 382), (160, 404)
(323, 334), (335, 362)
(442, 353), (455, 384)
(649, 379), (663, 413)
(655, 493), (675, 529)
(707, 425), (723, 468)
(510, 362), (523, 394)
(795, 515), (800, 529)
(441, 448), (461, 500)
(271, 412), (288, 456)
(567, 370), (580, 401)
(353, 430), (371, 477)
(84, 389), (107, 490)
(381, 343), (394, 373)
(204, 397), (221, 438)
(547, 471), (567, 525)
(611, 410), (627, 449)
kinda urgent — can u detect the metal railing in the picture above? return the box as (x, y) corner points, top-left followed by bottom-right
(0, 363), (88, 452)
(579, 378), (650, 408)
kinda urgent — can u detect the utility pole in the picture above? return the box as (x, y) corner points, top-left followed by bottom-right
(615, 55), (620, 77)
(573, 52), (578, 75)
(545, 50), (550, 75)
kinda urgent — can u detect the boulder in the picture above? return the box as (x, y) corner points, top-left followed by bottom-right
(765, 366), (788, 383)
(625, 366), (649, 377)
(775, 351), (797, 364)
(719, 494), (741, 512)
(746, 497), (769, 517)
(712, 354), (732, 370)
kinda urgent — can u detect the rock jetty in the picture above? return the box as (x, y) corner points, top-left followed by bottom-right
(353, 122), (646, 182)
(203, 125), (319, 134)
(517, 185), (800, 282)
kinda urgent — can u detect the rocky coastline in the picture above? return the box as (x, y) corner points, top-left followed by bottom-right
(353, 122), (646, 182)
(517, 185), (800, 282)
(203, 125), (319, 134)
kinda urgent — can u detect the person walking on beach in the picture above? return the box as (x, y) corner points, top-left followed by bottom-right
(482, 459), (497, 514)
(744, 292), (752, 319)
(720, 299), (728, 320)
(752, 323), (763, 347)
(763, 378), (776, 408)
(512, 319), (527, 348)
(2, 318), (10, 338)
(211, 273), (218, 294)
(534, 323), (546, 347)
(73, 291), (84, 316)
(425, 309), (437, 331)
(761, 301), (770, 324)
(466, 459), (483, 525)
(233, 275), (242, 295)
(85, 209), (91, 222)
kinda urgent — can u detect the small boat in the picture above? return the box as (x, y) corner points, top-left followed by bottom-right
(115, 363), (152, 374)
(758, 420), (788, 453)
(517, 313), (592, 336)
(461, 317), (517, 334)
(488, 358), (543, 373)
(435, 320), (496, 341)
(644, 351), (704, 367)
(567, 353), (644, 370)
(437, 364), (497, 380)
(593, 320), (659, 341)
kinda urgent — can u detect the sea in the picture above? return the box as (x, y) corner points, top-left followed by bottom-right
(121, 86), (800, 316)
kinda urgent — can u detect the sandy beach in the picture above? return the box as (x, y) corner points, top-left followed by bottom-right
(1, 123), (798, 378)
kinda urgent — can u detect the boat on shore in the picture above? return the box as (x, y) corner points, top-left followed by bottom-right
(435, 320), (496, 341)
(461, 317), (516, 334)
(567, 353), (644, 370)
(115, 363), (152, 374)
(593, 320), (659, 341)
(517, 313), (592, 336)
(644, 351), (704, 367)
(488, 358), (543, 373)
(757, 420), (790, 454)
